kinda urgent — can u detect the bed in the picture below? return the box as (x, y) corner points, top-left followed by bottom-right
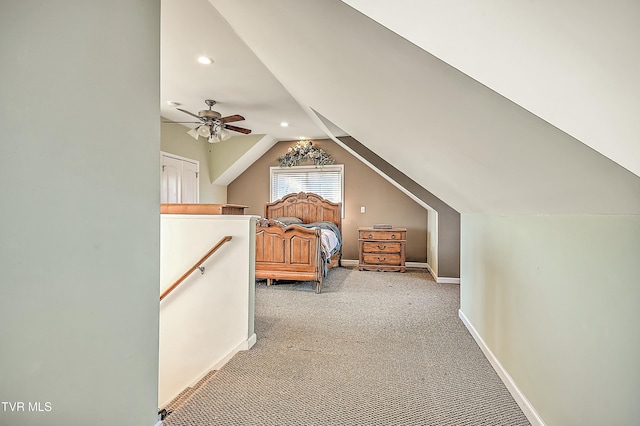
(255, 192), (342, 293)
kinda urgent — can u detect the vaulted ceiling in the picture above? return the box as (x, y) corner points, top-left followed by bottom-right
(161, 0), (344, 141)
(162, 0), (640, 215)
(342, 0), (640, 179)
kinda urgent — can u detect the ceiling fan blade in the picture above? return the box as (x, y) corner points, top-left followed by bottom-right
(224, 124), (252, 134)
(162, 121), (201, 124)
(220, 114), (245, 123)
(176, 108), (202, 121)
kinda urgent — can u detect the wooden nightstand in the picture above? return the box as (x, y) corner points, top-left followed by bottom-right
(358, 227), (406, 272)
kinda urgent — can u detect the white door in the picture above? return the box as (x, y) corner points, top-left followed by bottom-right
(161, 155), (182, 203)
(180, 159), (199, 203)
(161, 153), (199, 203)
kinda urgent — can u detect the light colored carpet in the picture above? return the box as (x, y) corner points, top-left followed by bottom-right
(163, 267), (530, 425)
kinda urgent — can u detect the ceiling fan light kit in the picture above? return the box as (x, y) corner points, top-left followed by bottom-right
(187, 128), (199, 140)
(197, 56), (213, 65)
(175, 99), (251, 143)
(197, 125), (211, 138)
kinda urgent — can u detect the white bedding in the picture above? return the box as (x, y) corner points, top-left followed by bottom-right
(320, 229), (339, 260)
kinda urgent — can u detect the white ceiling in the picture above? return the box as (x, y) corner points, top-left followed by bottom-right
(160, 0), (336, 141)
(161, 0), (640, 215)
(163, 0), (640, 179)
(342, 0), (640, 178)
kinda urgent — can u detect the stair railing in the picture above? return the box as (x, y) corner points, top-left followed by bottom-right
(160, 235), (232, 301)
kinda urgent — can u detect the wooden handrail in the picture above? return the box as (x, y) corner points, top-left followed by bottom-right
(160, 235), (232, 301)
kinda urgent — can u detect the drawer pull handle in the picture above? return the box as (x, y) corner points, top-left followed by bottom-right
(391, 234), (396, 239)
(368, 233), (373, 239)
(377, 257), (386, 261)
(378, 244), (386, 250)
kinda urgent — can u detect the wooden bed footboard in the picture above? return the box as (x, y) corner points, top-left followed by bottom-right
(255, 223), (324, 292)
(255, 192), (342, 294)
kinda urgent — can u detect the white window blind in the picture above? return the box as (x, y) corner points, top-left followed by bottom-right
(270, 165), (344, 213)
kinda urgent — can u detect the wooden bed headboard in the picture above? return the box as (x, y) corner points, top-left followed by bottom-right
(264, 192), (342, 233)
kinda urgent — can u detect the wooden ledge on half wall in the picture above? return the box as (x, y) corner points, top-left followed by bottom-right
(160, 204), (248, 215)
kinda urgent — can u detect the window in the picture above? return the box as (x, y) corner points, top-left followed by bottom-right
(270, 165), (344, 215)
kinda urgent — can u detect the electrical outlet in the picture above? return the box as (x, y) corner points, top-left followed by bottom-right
(360, 206), (366, 213)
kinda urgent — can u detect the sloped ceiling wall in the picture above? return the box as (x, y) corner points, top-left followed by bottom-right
(211, 0), (640, 215)
(342, 0), (640, 179)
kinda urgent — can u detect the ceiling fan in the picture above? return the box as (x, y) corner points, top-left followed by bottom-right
(172, 99), (251, 143)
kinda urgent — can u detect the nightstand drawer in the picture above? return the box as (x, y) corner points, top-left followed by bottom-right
(359, 230), (404, 241)
(362, 241), (402, 253)
(363, 253), (402, 265)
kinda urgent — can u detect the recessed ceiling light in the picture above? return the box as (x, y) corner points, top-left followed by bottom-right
(197, 56), (213, 65)
(166, 101), (181, 107)
(280, 122), (289, 127)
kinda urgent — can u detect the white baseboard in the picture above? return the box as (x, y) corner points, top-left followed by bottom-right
(161, 334), (258, 407)
(341, 259), (459, 283)
(210, 333), (257, 371)
(421, 263), (460, 284)
(341, 259), (434, 271)
(436, 277), (460, 284)
(246, 332), (257, 349)
(458, 310), (545, 426)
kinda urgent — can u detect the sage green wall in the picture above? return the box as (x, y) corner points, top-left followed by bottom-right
(461, 214), (640, 425)
(0, 2), (160, 425)
(227, 139), (428, 262)
(209, 134), (266, 183)
(161, 122), (226, 203)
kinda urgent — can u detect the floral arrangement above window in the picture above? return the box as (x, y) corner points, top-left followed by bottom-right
(277, 140), (334, 167)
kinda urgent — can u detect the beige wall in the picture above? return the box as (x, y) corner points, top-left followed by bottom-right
(461, 214), (640, 425)
(338, 136), (460, 279)
(228, 139), (428, 262)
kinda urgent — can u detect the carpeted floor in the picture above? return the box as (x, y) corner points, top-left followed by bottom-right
(163, 267), (530, 426)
